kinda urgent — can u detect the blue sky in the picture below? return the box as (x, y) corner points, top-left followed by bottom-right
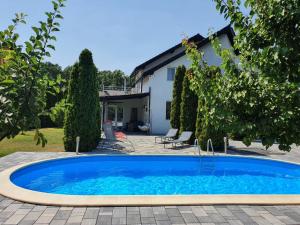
(1, 0), (228, 74)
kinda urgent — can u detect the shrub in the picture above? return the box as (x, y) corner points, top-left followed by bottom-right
(179, 71), (198, 144)
(50, 100), (66, 127)
(64, 49), (101, 152)
(170, 65), (185, 130)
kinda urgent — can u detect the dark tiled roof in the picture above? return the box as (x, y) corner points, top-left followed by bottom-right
(131, 25), (235, 83)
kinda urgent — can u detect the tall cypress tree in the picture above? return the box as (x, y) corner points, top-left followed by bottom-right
(170, 65), (185, 130)
(64, 49), (101, 152)
(63, 63), (80, 151)
(180, 72), (198, 144)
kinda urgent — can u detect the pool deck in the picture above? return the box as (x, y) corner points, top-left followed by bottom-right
(1, 136), (300, 224)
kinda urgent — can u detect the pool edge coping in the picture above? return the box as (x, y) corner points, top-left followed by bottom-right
(2, 155), (300, 206)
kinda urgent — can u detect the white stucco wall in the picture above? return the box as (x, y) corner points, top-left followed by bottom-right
(134, 34), (234, 134)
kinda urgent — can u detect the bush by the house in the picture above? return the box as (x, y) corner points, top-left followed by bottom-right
(179, 70), (198, 144)
(170, 65), (186, 130)
(64, 49), (101, 152)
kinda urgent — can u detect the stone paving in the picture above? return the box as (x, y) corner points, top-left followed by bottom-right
(1, 135), (300, 225)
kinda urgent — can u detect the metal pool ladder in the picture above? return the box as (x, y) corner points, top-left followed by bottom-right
(207, 139), (214, 155)
(194, 139), (201, 156)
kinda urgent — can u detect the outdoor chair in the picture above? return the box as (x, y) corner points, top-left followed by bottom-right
(163, 131), (193, 149)
(155, 128), (178, 143)
(102, 123), (135, 151)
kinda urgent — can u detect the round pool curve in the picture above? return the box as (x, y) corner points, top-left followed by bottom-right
(10, 155), (300, 195)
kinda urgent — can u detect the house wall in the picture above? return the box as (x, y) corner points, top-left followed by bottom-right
(143, 34), (233, 134)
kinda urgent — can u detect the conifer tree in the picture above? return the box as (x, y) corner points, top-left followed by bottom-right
(64, 49), (101, 152)
(63, 63), (80, 151)
(179, 72), (198, 144)
(170, 65), (185, 130)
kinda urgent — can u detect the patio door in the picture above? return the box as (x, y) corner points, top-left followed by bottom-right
(107, 105), (123, 128)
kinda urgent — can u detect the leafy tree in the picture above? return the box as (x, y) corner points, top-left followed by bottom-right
(0, 0), (66, 146)
(184, 0), (300, 151)
(50, 99), (66, 127)
(98, 70), (131, 88)
(39, 62), (65, 128)
(179, 70), (198, 144)
(64, 49), (101, 152)
(170, 65), (185, 130)
(212, 0), (300, 151)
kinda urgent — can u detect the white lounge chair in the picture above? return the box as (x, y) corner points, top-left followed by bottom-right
(163, 131), (193, 149)
(102, 123), (135, 151)
(155, 128), (178, 143)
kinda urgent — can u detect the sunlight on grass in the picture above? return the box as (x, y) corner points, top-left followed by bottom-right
(0, 128), (64, 157)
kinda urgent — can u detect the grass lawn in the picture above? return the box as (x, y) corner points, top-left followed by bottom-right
(0, 128), (64, 157)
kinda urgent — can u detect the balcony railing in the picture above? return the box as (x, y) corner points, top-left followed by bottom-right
(100, 85), (139, 95)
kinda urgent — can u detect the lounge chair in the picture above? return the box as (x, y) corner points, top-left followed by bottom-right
(155, 128), (178, 143)
(163, 131), (193, 149)
(102, 123), (135, 151)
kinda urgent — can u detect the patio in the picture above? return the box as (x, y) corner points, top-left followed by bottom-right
(1, 136), (300, 225)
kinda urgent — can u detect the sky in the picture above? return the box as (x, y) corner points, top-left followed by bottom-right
(1, 0), (228, 75)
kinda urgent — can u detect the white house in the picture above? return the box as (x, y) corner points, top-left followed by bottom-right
(100, 25), (236, 134)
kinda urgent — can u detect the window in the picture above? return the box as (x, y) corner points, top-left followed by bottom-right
(167, 68), (176, 81)
(166, 101), (171, 120)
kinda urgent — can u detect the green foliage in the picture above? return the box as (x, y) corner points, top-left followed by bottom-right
(170, 65), (185, 130)
(0, 0), (66, 146)
(50, 99), (66, 127)
(63, 63), (80, 151)
(179, 71), (198, 144)
(64, 49), (101, 152)
(39, 62), (66, 128)
(98, 70), (131, 88)
(184, 0), (300, 151)
(211, 0), (300, 151)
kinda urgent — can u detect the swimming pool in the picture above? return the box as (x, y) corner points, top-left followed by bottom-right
(9, 155), (300, 195)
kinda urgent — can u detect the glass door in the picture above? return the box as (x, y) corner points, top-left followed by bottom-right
(107, 105), (123, 128)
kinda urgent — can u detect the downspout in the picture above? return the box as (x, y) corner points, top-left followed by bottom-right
(148, 87), (151, 134)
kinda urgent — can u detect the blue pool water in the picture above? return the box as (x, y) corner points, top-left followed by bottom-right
(10, 156), (300, 195)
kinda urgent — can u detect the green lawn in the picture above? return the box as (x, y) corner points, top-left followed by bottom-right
(0, 128), (64, 157)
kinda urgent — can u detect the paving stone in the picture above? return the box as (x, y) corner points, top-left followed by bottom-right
(111, 217), (126, 225)
(153, 207), (166, 215)
(126, 215), (141, 224)
(66, 215), (83, 224)
(191, 207), (207, 217)
(84, 208), (99, 219)
(141, 217), (156, 224)
(165, 209), (181, 217)
(232, 211), (258, 224)
(140, 207), (154, 218)
(22, 211), (43, 221)
(181, 213), (198, 223)
(260, 213), (285, 224)
(54, 210), (72, 220)
(154, 214), (169, 221)
(3, 214), (26, 224)
(50, 220), (66, 225)
(156, 220), (172, 225)
(81, 219), (96, 225)
(18, 220), (36, 225)
(97, 215), (112, 225)
(169, 216), (185, 224)
(227, 220), (244, 225)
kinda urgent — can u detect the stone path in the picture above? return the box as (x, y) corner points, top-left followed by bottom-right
(1, 136), (300, 225)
